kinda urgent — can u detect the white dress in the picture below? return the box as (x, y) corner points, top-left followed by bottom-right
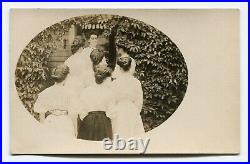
(110, 65), (145, 138)
(33, 82), (75, 138)
(64, 46), (96, 95)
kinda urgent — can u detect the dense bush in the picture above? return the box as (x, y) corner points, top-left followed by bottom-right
(15, 14), (188, 131)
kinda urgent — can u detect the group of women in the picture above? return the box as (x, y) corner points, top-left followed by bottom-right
(33, 32), (145, 141)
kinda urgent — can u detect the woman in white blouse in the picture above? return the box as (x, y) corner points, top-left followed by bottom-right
(33, 64), (75, 138)
(63, 33), (99, 91)
(110, 52), (145, 138)
(76, 64), (115, 141)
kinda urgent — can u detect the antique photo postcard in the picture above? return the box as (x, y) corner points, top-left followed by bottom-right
(9, 9), (240, 154)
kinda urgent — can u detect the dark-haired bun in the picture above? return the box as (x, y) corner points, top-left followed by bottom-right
(94, 64), (112, 84)
(117, 56), (132, 72)
(90, 49), (105, 65)
(95, 74), (104, 84)
(71, 36), (85, 54)
(51, 64), (69, 83)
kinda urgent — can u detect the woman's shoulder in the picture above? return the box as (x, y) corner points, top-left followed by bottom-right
(38, 85), (55, 97)
(74, 47), (84, 54)
(65, 48), (84, 64)
(130, 77), (142, 90)
(39, 84), (66, 98)
(79, 85), (97, 97)
(132, 77), (142, 85)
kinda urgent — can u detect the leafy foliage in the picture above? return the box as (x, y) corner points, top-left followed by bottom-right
(15, 14), (188, 131)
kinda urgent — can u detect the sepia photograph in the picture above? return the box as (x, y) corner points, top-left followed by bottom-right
(8, 8), (240, 155)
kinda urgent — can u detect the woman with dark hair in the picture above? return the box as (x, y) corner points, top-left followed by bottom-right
(112, 46), (136, 80)
(70, 36), (85, 54)
(64, 32), (100, 90)
(110, 55), (145, 138)
(33, 64), (75, 138)
(66, 49), (109, 137)
(76, 64), (115, 141)
(90, 49), (106, 71)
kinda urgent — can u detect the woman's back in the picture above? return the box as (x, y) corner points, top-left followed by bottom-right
(76, 64), (114, 141)
(64, 47), (96, 89)
(79, 78), (115, 113)
(34, 83), (70, 113)
(109, 54), (145, 137)
(110, 75), (145, 137)
(112, 73), (143, 110)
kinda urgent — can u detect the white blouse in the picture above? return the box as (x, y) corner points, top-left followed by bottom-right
(64, 46), (96, 89)
(33, 82), (75, 137)
(109, 65), (145, 137)
(75, 78), (116, 119)
(111, 73), (143, 113)
(34, 82), (70, 114)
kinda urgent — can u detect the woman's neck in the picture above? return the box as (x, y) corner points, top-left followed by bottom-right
(118, 66), (134, 76)
(55, 81), (65, 86)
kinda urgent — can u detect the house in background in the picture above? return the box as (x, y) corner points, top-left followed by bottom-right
(47, 23), (110, 68)
(48, 25), (77, 68)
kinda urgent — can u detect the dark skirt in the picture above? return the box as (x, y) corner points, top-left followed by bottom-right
(77, 111), (113, 141)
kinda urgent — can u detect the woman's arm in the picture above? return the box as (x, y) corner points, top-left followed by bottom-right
(133, 80), (144, 112)
(106, 91), (117, 120)
(33, 92), (52, 122)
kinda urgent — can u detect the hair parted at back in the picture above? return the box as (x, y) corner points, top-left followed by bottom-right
(51, 64), (69, 83)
